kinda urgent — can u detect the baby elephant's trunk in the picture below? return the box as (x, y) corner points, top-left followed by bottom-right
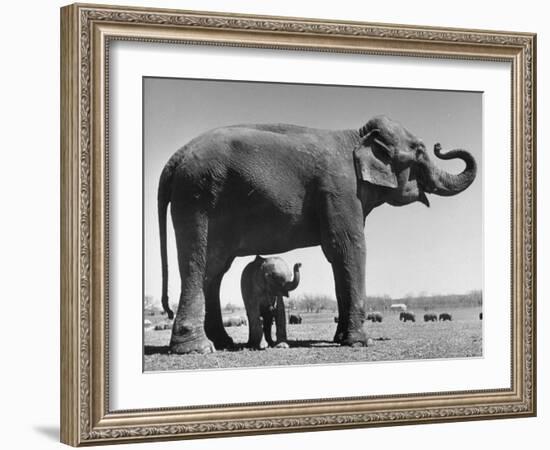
(284, 263), (302, 293)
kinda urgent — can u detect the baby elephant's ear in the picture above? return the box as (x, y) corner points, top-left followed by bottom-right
(353, 129), (398, 188)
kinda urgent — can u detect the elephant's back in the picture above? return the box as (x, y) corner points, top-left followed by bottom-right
(179, 124), (351, 163)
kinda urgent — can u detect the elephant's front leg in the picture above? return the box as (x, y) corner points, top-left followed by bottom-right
(330, 246), (368, 346)
(273, 297), (289, 348)
(321, 221), (368, 347)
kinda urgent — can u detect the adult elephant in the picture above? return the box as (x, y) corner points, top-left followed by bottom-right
(241, 256), (301, 349)
(424, 313), (437, 322)
(158, 115), (477, 354)
(439, 313), (453, 321)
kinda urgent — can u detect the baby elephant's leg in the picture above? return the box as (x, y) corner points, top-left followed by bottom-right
(274, 296), (289, 348)
(262, 308), (275, 347)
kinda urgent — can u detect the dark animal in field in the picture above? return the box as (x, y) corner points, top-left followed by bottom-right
(222, 316), (247, 327)
(424, 313), (438, 322)
(400, 311), (416, 322)
(439, 313), (452, 321)
(366, 312), (383, 322)
(479, 312), (483, 320)
(289, 314), (303, 324)
(158, 115), (477, 353)
(241, 255), (301, 349)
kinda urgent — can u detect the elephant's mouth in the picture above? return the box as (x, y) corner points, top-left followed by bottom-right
(418, 189), (430, 207)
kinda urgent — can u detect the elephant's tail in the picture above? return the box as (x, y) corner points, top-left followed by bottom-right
(158, 162), (175, 320)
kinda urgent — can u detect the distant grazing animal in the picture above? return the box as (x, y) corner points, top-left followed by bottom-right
(424, 313), (437, 322)
(400, 311), (416, 322)
(439, 313), (452, 321)
(479, 312), (483, 320)
(366, 312), (383, 323)
(289, 314), (303, 324)
(222, 316), (248, 327)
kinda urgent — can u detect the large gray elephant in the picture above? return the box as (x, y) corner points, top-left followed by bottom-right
(241, 256), (301, 349)
(158, 115), (476, 354)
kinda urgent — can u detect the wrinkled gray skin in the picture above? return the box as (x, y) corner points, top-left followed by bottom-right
(241, 256), (301, 349)
(158, 115), (477, 354)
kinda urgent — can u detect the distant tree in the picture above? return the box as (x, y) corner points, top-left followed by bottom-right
(144, 295), (154, 310)
(296, 295), (337, 313)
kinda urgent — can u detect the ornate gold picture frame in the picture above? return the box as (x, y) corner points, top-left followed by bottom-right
(60, 3), (536, 446)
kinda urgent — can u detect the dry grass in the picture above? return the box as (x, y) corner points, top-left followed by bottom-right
(143, 307), (482, 371)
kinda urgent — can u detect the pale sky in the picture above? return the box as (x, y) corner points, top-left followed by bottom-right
(143, 77), (482, 307)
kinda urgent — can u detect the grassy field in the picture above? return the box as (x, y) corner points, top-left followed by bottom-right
(144, 307), (482, 371)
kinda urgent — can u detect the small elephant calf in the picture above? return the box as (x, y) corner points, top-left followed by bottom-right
(241, 255), (301, 349)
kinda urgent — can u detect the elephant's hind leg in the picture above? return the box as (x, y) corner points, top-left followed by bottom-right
(170, 210), (215, 354)
(204, 257), (235, 349)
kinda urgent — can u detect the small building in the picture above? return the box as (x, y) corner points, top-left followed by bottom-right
(390, 303), (407, 312)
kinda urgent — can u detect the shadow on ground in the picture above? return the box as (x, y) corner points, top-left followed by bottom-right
(144, 339), (339, 355)
(33, 425), (59, 441)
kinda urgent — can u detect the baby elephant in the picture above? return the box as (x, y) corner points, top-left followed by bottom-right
(241, 255), (301, 349)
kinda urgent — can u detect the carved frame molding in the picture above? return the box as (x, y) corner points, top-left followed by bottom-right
(60, 3), (536, 446)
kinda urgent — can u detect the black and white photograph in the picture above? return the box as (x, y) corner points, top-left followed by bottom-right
(143, 77), (483, 372)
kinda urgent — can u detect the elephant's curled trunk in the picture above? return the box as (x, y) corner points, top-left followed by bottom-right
(284, 263), (302, 292)
(427, 144), (477, 196)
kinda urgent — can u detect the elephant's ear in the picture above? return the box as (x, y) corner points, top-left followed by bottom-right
(353, 131), (398, 188)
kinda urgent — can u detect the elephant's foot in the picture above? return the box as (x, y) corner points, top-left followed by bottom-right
(333, 330), (345, 344)
(212, 335), (235, 350)
(246, 341), (267, 350)
(170, 330), (216, 354)
(207, 331), (235, 350)
(205, 320), (235, 350)
(273, 341), (289, 349)
(340, 328), (371, 347)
